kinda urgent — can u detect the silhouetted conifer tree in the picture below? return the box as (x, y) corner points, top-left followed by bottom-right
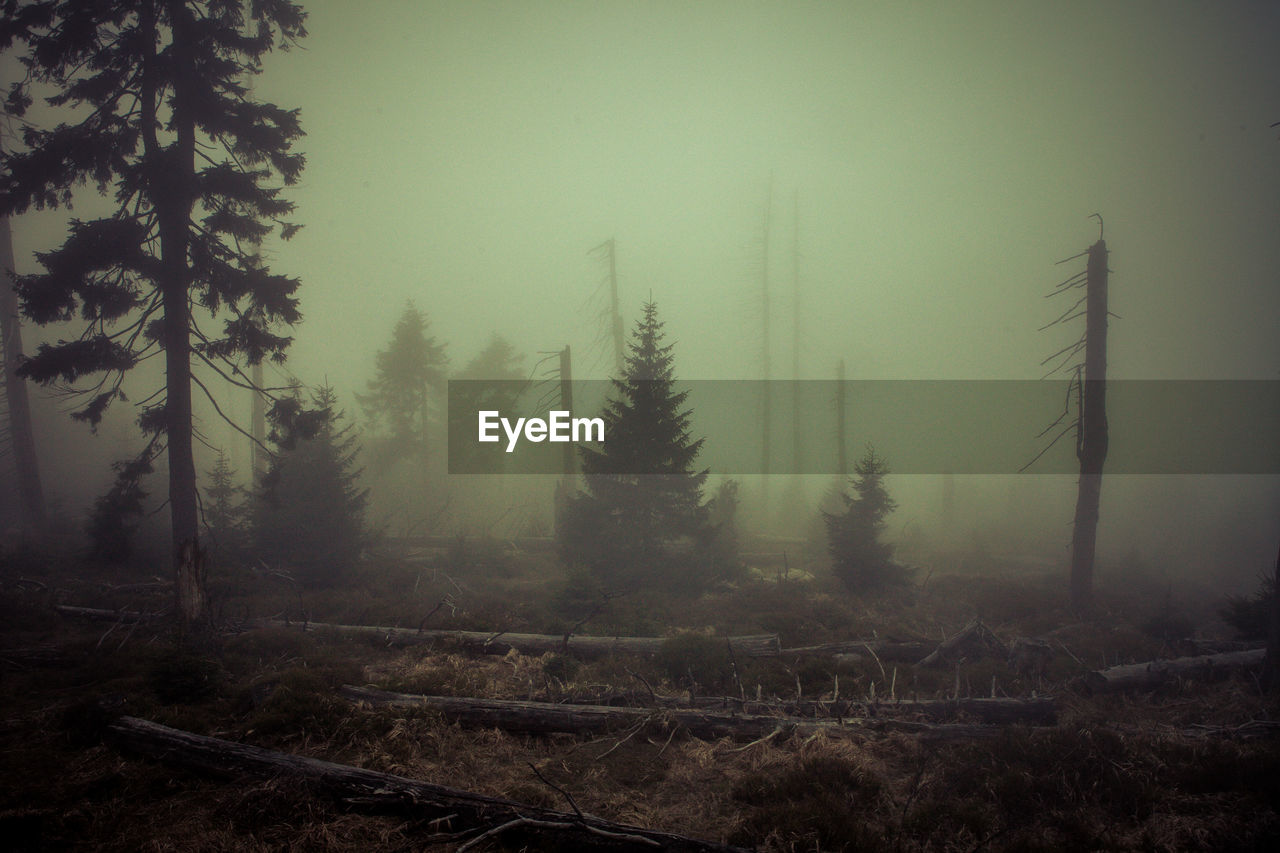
(1, 1), (307, 629)
(254, 385), (367, 587)
(561, 302), (720, 591)
(824, 446), (911, 593)
(87, 456), (152, 565)
(202, 450), (246, 558)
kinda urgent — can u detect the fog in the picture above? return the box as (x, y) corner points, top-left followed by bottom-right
(4, 1), (1278, 593)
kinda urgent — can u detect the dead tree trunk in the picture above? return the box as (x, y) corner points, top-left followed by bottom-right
(917, 619), (1009, 667)
(107, 714), (747, 853)
(783, 639), (933, 663)
(0, 213), (46, 532)
(1070, 236), (1109, 611)
(563, 692), (1057, 725)
(342, 686), (1039, 741)
(260, 620), (781, 659)
(1078, 648), (1265, 694)
(1264, 540), (1280, 691)
(554, 344), (576, 534)
(759, 177), (773, 519)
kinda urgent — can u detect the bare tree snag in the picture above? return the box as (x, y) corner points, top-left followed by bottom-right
(1070, 235), (1109, 611)
(106, 714), (747, 853)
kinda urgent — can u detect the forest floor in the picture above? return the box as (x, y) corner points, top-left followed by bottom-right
(1, 537), (1278, 851)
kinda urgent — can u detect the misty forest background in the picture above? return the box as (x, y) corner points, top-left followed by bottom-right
(2, 0), (1276, 614)
(2, 2), (1280, 851)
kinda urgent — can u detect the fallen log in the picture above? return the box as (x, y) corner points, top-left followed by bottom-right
(341, 685), (1037, 741)
(1078, 648), (1266, 694)
(261, 620), (780, 658)
(557, 691), (1056, 724)
(781, 640), (932, 662)
(106, 714), (747, 853)
(679, 695), (1057, 725)
(54, 605), (160, 623)
(342, 685), (791, 740)
(918, 619), (1009, 667)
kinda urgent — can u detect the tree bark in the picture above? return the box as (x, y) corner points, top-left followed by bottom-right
(1078, 648), (1265, 694)
(151, 0), (206, 633)
(106, 714), (747, 853)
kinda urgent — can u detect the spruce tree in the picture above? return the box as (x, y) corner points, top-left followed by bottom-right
(358, 302), (448, 470)
(1, 1), (307, 629)
(823, 446), (911, 593)
(561, 301), (712, 590)
(202, 450), (246, 559)
(253, 385), (367, 587)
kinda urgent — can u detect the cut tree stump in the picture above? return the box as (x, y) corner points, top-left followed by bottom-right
(106, 714), (748, 852)
(260, 620), (781, 659)
(1078, 648), (1266, 694)
(340, 685), (1039, 741)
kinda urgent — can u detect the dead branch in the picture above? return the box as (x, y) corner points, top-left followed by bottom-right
(106, 714), (746, 853)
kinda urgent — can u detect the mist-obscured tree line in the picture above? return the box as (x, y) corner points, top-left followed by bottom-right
(359, 302), (448, 474)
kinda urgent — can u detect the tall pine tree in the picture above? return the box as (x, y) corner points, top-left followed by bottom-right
(561, 302), (713, 591)
(0, 1), (307, 630)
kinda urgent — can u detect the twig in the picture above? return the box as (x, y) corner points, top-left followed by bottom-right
(626, 668), (658, 705)
(526, 762), (583, 820)
(656, 725), (678, 756)
(863, 642), (887, 681)
(728, 727), (781, 752)
(455, 816), (662, 852)
(594, 720), (646, 761)
(726, 638), (744, 701)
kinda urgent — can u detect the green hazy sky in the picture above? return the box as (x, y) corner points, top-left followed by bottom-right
(8, 0), (1280, 400)
(235, 0), (1280, 392)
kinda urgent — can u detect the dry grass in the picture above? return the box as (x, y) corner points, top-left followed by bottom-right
(2, 552), (1278, 851)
